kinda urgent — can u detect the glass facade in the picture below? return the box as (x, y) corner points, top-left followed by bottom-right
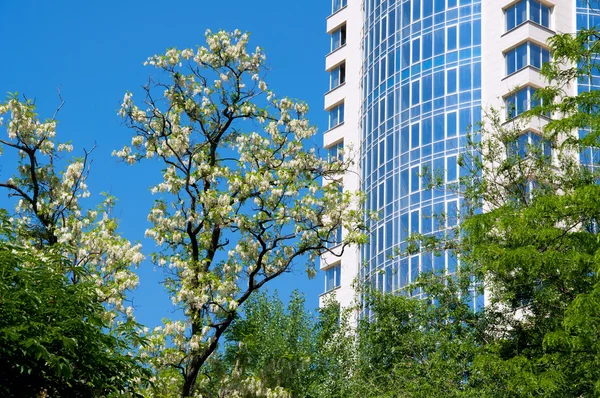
(360, 0), (483, 311)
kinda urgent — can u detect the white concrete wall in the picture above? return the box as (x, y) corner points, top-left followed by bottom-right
(320, 0), (363, 311)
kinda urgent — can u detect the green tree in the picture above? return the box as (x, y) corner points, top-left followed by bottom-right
(191, 290), (355, 398)
(221, 290), (317, 396)
(328, 270), (482, 398)
(0, 211), (149, 397)
(192, 291), (323, 397)
(452, 26), (600, 397)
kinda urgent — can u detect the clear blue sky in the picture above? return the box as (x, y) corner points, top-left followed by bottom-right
(0, 0), (331, 327)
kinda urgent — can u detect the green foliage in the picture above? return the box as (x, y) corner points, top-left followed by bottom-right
(223, 291), (315, 392)
(343, 270), (483, 398)
(196, 277), (484, 398)
(0, 212), (149, 397)
(194, 290), (347, 397)
(455, 27), (600, 398)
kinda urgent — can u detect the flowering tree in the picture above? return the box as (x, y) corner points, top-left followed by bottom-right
(0, 95), (147, 394)
(117, 30), (366, 396)
(0, 95), (144, 316)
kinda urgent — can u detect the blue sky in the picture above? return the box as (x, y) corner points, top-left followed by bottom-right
(0, 0), (332, 327)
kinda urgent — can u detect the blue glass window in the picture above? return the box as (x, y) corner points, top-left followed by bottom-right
(329, 62), (346, 90)
(506, 0), (551, 31)
(422, 118), (432, 145)
(434, 28), (445, 55)
(329, 102), (345, 129)
(474, 62), (482, 89)
(401, 126), (409, 152)
(330, 24), (347, 52)
(447, 26), (457, 51)
(401, 169), (409, 196)
(412, 80), (420, 105)
(506, 6), (516, 30)
(447, 69), (457, 94)
(327, 223), (343, 248)
(434, 71), (445, 98)
(505, 86), (538, 119)
(434, 115), (444, 141)
(447, 201), (458, 227)
(506, 42), (550, 75)
(412, 38), (421, 63)
(332, 0), (347, 14)
(412, 0), (421, 21)
(434, 0), (445, 13)
(327, 141), (344, 162)
(423, 0), (433, 18)
(508, 131), (552, 158)
(411, 166), (419, 192)
(324, 263), (341, 292)
(401, 42), (410, 69)
(530, 0), (541, 24)
(411, 123), (420, 148)
(459, 22), (472, 48)
(473, 19), (481, 46)
(422, 75), (433, 102)
(422, 33), (433, 60)
(411, 210), (419, 233)
(402, 1), (411, 26)
(459, 65), (472, 91)
(447, 156), (458, 182)
(447, 112), (457, 137)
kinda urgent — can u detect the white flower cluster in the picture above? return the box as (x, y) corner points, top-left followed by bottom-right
(0, 96), (145, 329)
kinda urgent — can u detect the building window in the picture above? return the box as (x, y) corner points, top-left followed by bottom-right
(328, 102), (345, 129)
(330, 24), (347, 52)
(506, 42), (550, 75)
(325, 263), (341, 292)
(326, 182), (343, 249)
(327, 141), (344, 162)
(505, 86), (539, 119)
(506, 0), (551, 31)
(508, 131), (552, 158)
(330, 62), (346, 90)
(327, 224), (343, 248)
(332, 0), (347, 14)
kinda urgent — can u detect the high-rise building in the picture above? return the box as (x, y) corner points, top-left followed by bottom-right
(320, 0), (592, 310)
